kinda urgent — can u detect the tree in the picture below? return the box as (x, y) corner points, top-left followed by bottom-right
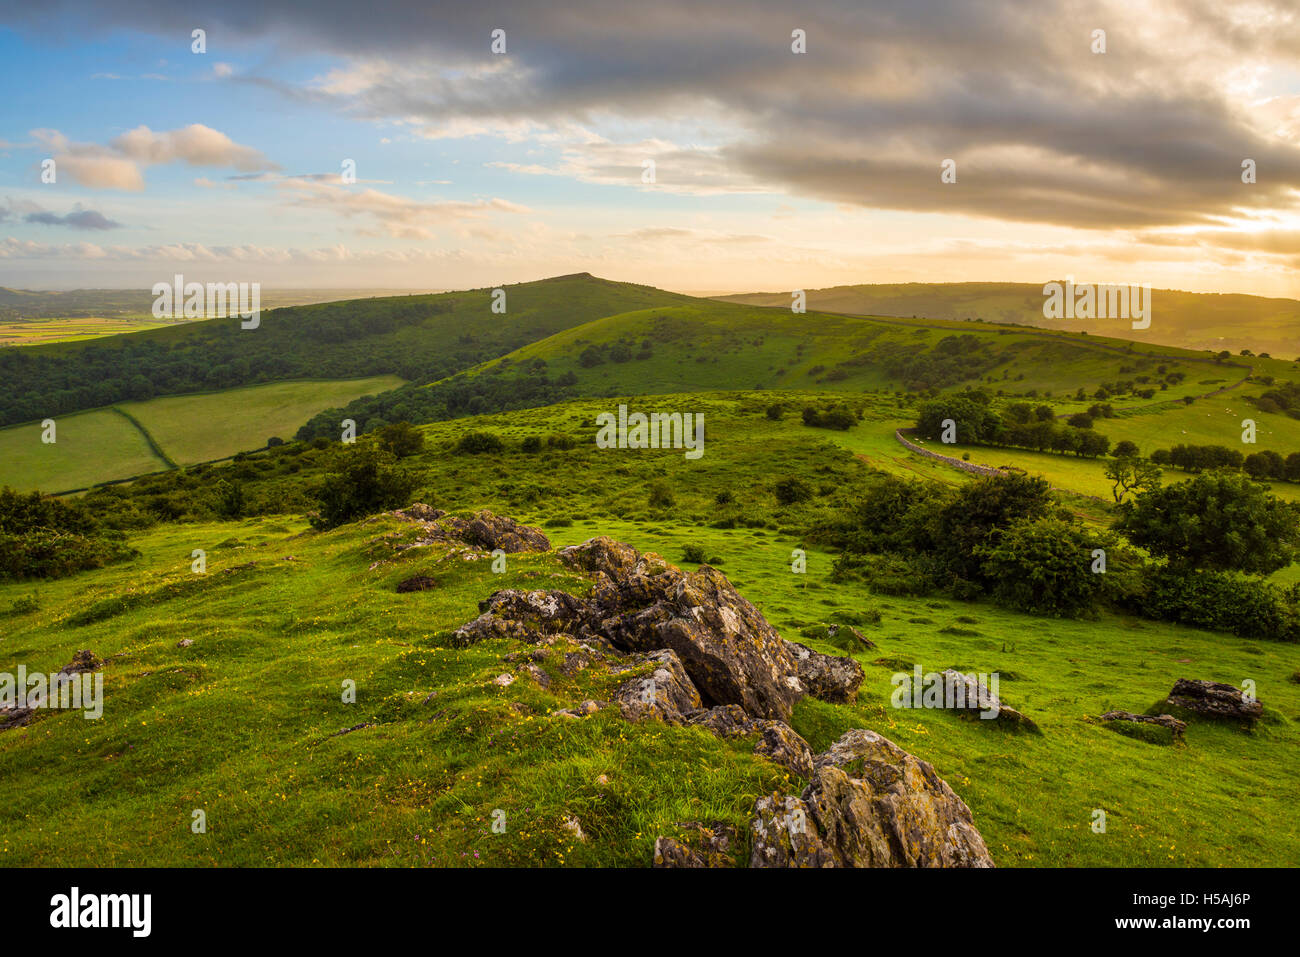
(1114, 472), (1300, 574)
(311, 447), (418, 530)
(930, 472), (1054, 583)
(376, 421), (425, 459)
(1111, 440), (1140, 458)
(1103, 455), (1162, 503)
(977, 517), (1108, 617)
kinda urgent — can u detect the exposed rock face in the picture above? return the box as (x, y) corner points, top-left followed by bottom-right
(939, 670), (1038, 731)
(391, 505), (551, 553)
(1100, 710), (1186, 742)
(750, 729), (994, 868)
(612, 650), (701, 724)
(787, 641), (864, 703)
(453, 589), (591, 645)
(653, 822), (738, 868)
(1166, 678), (1263, 722)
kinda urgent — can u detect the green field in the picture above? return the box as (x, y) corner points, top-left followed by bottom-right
(0, 408), (169, 494)
(0, 315), (178, 347)
(2, 397), (1297, 867)
(0, 375), (405, 492)
(117, 376), (406, 466)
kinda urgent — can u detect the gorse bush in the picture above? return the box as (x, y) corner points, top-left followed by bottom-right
(456, 431), (505, 454)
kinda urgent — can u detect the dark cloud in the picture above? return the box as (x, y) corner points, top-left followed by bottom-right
(23, 206), (122, 230)
(8, 0), (1300, 230)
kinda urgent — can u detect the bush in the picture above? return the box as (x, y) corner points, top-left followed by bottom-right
(520, 436), (543, 453)
(311, 447), (419, 530)
(774, 477), (814, 505)
(648, 480), (675, 509)
(376, 421), (425, 459)
(682, 544), (707, 564)
(0, 487), (134, 581)
(456, 431), (505, 454)
(977, 517), (1107, 617)
(1137, 566), (1300, 642)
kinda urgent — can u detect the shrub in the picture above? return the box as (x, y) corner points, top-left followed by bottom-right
(376, 421), (425, 459)
(456, 431), (505, 454)
(311, 447), (419, 530)
(774, 477), (814, 505)
(648, 480), (675, 509)
(1137, 566), (1300, 642)
(682, 544), (707, 564)
(977, 517), (1107, 617)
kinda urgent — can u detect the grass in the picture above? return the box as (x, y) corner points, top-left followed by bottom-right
(0, 408), (169, 494)
(117, 375), (407, 466)
(0, 376), (406, 492)
(2, 397), (1298, 867)
(0, 315), (175, 347)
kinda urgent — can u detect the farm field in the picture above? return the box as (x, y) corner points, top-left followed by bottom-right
(0, 315), (178, 347)
(117, 375), (407, 466)
(0, 375), (406, 492)
(0, 408), (169, 493)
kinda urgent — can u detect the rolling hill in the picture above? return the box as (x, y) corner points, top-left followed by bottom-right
(717, 282), (1300, 360)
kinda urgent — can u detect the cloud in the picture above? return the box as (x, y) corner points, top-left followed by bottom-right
(29, 124), (276, 190)
(23, 204), (122, 230)
(275, 177), (530, 239)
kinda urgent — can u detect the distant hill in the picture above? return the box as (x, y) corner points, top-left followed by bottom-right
(0, 274), (690, 427)
(716, 282), (1300, 360)
(0, 286), (449, 320)
(296, 294), (1245, 440)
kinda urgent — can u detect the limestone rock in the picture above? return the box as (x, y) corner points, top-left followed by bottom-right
(1166, 678), (1263, 723)
(653, 822), (738, 868)
(786, 640), (864, 703)
(750, 729), (994, 868)
(612, 650), (702, 724)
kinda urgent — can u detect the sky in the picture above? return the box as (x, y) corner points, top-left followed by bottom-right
(1, 0), (1299, 295)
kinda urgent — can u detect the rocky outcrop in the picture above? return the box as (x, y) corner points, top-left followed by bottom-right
(682, 705), (815, 775)
(750, 729), (994, 868)
(59, 650), (101, 675)
(653, 822), (738, 868)
(457, 536), (859, 723)
(396, 574), (436, 593)
(786, 641), (864, 703)
(390, 505), (551, 553)
(1100, 710), (1186, 742)
(453, 589), (592, 645)
(612, 650), (701, 724)
(1165, 679), (1263, 723)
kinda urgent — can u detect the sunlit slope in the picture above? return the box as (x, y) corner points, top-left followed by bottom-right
(718, 282), (1300, 359)
(468, 301), (1240, 403)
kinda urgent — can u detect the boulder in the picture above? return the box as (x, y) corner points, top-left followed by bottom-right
(396, 574), (436, 593)
(750, 729), (994, 868)
(612, 650), (702, 724)
(653, 822), (738, 868)
(684, 705), (815, 775)
(59, 650), (101, 675)
(1166, 678), (1263, 723)
(939, 669), (1038, 731)
(392, 506), (551, 554)
(452, 589), (591, 645)
(786, 640), (864, 703)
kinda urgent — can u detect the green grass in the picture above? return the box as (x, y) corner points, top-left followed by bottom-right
(0, 376), (406, 493)
(2, 397), (1298, 867)
(117, 376), (407, 466)
(0, 408), (169, 494)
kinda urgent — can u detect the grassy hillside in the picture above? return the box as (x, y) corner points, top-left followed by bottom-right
(0, 274), (690, 428)
(3, 396), (1297, 867)
(0, 375), (406, 493)
(718, 282), (1300, 360)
